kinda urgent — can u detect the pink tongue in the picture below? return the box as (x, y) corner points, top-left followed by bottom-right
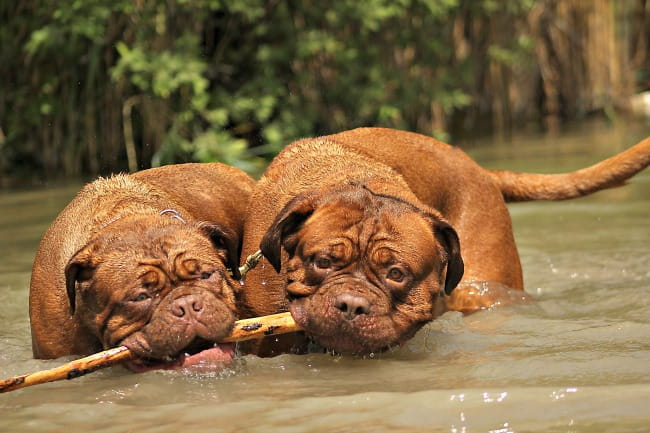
(179, 343), (235, 369)
(125, 343), (235, 373)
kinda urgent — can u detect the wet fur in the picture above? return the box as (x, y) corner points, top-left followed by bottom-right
(30, 163), (254, 359)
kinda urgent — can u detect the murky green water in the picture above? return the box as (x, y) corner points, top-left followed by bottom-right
(1, 123), (649, 432)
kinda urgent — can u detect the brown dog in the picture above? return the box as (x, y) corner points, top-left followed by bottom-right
(240, 128), (649, 356)
(30, 163), (254, 371)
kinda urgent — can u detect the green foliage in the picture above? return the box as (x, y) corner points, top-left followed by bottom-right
(1, 0), (640, 181)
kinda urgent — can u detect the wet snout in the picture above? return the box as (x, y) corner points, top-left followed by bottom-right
(333, 292), (371, 321)
(170, 293), (204, 321)
(159, 288), (234, 340)
(121, 286), (236, 360)
(288, 280), (400, 355)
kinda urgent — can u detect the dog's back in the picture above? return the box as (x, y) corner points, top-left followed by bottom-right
(329, 127), (650, 203)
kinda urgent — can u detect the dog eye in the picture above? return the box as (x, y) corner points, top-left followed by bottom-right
(314, 257), (332, 269)
(132, 292), (151, 302)
(200, 271), (213, 280)
(387, 268), (405, 282)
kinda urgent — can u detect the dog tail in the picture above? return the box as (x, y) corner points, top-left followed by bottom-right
(486, 136), (650, 202)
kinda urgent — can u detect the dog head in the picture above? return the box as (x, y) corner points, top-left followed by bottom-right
(259, 184), (463, 354)
(64, 214), (240, 370)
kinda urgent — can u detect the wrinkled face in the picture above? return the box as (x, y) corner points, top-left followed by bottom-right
(261, 187), (463, 355)
(65, 216), (240, 370)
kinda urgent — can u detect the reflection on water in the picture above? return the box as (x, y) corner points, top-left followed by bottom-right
(1, 123), (649, 432)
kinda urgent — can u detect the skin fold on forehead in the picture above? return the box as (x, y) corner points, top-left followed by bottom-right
(295, 199), (441, 276)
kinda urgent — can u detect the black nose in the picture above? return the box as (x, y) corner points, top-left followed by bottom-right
(170, 294), (203, 318)
(333, 293), (370, 320)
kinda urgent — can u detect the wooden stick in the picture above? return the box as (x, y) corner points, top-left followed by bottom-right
(0, 312), (302, 393)
(0, 346), (134, 394)
(222, 311), (303, 342)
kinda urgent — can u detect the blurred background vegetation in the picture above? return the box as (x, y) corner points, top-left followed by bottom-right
(0, 0), (648, 185)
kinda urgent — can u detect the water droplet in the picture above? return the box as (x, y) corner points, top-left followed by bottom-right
(261, 280), (267, 286)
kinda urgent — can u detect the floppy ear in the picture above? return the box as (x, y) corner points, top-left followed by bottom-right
(64, 244), (100, 316)
(433, 221), (464, 295)
(260, 193), (316, 273)
(199, 223), (242, 280)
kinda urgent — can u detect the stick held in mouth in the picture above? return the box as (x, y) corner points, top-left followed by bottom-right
(0, 312), (302, 393)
